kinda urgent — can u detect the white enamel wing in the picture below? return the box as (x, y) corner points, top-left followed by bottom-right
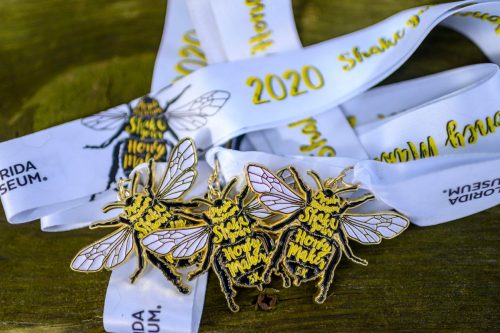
(80, 90), (230, 132)
(71, 227), (134, 272)
(244, 196), (273, 219)
(340, 213), (409, 244)
(155, 138), (197, 200)
(167, 91), (230, 131)
(246, 164), (409, 244)
(244, 166), (300, 219)
(142, 225), (210, 259)
(246, 164), (305, 214)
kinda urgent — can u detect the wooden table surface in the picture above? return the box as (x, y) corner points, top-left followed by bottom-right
(0, 0), (498, 332)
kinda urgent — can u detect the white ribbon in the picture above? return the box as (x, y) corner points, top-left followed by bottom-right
(2, 1), (500, 225)
(206, 148), (500, 226)
(187, 0), (302, 62)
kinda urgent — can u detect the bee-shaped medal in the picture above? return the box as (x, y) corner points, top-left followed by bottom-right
(142, 162), (280, 312)
(71, 138), (200, 293)
(246, 164), (410, 303)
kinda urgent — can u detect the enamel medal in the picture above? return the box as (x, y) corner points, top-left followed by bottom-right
(246, 164), (410, 303)
(142, 161), (279, 312)
(71, 138), (199, 294)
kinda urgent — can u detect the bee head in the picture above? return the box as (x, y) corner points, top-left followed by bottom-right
(206, 199), (238, 224)
(133, 96), (163, 115)
(200, 177), (240, 223)
(213, 198), (224, 207)
(313, 190), (342, 207)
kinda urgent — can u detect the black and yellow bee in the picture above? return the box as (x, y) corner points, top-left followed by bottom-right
(142, 178), (279, 312)
(246, 164), (409, 304)
(81, 86), (230, 192)
(71, 138), (200, 293)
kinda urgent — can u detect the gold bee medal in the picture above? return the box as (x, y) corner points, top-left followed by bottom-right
(70, 137), (200, 294)
(142, 159), (281, 312)
(245, 164), (410, 304)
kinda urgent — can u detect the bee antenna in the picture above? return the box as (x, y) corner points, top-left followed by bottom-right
(307, 170), (323, 190)
(222, 178), (238, 199)
(324, 178), (336, 189)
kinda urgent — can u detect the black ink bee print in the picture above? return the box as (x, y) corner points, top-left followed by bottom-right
(81, 86), (230, 192)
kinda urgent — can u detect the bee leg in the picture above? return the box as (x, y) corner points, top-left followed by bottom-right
(254, 232), (275, 286)
(84, 124), (126, 149)
(105, 139), (125, 191)
(255, 232), (273, 251)
(146, 251), (190, 294)
(338, 229), (368, 266)
(213, 252), (239, 312)
(315, 241), (342, 304)
(263, 227), (296, 284)
(144, 159), (156, 193)
(279, 266), (292, 288)
(130, 235), (146, 283)
(89, 217), (125, 229)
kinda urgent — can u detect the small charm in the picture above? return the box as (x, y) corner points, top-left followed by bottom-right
(246, 164), (409, 304)
(71, 138), (199, 294)
(142, 161), (279, 312)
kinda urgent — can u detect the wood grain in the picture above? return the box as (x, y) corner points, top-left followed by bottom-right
(0, 0), (498, 332)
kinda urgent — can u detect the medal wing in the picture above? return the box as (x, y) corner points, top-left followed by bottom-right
(142, 226), (210, 259)
(341, 212), (410, 244)
(71, 227), (133, 272)
(167, 90), (230, 131)
(155, 138), (197, 200)
(245, 196), (272, 219)
(81, 107), (128, 131)
(244, 167), (298, 219)
(277, 167), (299, 190)
(246, 164), (304, 214)
(105, 229), (134, 269)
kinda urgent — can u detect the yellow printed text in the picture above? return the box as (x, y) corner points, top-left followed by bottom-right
(223, 238), (268, 278)
(445, 111), (500, 148)
(288, 118), (336, 156)
(286, 229), (332, 270)
(375, 136), (439, 163)
(212, 216), (251, 243)
(455, 11), (500, 34)
(245, 0), (274, 55)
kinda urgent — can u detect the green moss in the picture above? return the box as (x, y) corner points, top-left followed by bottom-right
(20, 53), (156, 131)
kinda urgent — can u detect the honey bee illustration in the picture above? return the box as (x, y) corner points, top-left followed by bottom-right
(142, 177), (280, 312)
(81, 85), (230, 192)
(246, 164), (409, 304)
(71, 138), (200, 294)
